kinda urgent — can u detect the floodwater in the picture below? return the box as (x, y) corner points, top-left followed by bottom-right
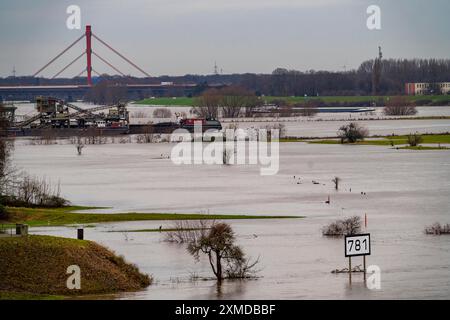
(11, 140), (450, 299)
(12, 103), (450, 137)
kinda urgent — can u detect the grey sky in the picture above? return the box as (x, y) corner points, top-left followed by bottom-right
(0, 0), (449, 77)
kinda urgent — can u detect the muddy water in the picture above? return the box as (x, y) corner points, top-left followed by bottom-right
(13, 103), (450, 137)
(12, 141), (450, 299)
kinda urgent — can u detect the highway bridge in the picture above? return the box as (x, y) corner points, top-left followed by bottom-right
(0, 83), (199, 102)
(0, 25), (204, 102)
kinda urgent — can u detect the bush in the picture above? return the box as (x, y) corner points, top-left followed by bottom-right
(384, 96), (417, 116)
(407, 133), (423, 147)
(322, 216), (361, 237)
(424, 223), (450, 235)
(4, 174), (68, 208)
(338, 123), (369, 143)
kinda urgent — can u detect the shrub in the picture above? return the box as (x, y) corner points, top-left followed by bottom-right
(338, 123), (369, 143)
(424, 223), (450, 235)
(4, 174), (68, 208)
(322, 216), (361, 237)
(384, 96), (417, 116)
(407, 133), (423, 147)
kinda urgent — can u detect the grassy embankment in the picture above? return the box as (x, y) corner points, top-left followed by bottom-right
(0, 206), (301, 228)
(135, 95), (450, 106)
(0, 235), (151, 299)
(279, 134), (450, 150)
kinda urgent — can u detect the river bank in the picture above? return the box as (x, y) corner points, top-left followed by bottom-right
(0, 235), (151, 299)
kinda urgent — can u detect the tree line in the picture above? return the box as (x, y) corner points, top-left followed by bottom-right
(2, 58), (449, 97)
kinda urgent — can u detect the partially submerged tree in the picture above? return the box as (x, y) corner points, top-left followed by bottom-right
(297, 99), (320, 117)
(192, 86), (259, 119)
(219, 86), (259, 118)
(322, 216), (362, 237)
(332, 177), (341, 190)
(192, 88), (221, 118)
(384, 96), (417, 116)
(176, 222), (259, 282)
(338, 122), (369, 143)
(424, 223), (450, 235)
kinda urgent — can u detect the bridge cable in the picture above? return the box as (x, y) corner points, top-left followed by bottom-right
(92, 51), (126, 76)
(73, 69), (86, 78)
(33, 34), (85, 77)
(51, 52), (85, 79)
(92, 33), (150, 77)
(91, 68), (103, 77)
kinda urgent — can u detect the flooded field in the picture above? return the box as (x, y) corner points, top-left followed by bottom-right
(12, 140), (450, 299)
(13, 103), (450, 137)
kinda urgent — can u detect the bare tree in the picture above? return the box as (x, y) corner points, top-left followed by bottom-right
(297, 99), (320, 117)
(219, 86), (258, 118)
(180, 222), (259, 282)
(192, 86), (258, 119)
(192, 88), (221, 118)
(338, 123), (369, 143)
(165, 220), (212, 244)
(136, 124), (157, 143)
(322, 216), (362, 237)
(332, 177), (341, 190)
(424, 223), (450, 235)
(384, 96), (417, 116)
(76, 137), (84, 155)
(5, 173), (68, 208)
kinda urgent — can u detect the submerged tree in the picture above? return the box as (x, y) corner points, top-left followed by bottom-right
(184, 222), (259, 282)
(338, 123), (369, 143)
(322, 216), (362, 237)
(332, 177), (341, 190)
(384, 96), (417, 116)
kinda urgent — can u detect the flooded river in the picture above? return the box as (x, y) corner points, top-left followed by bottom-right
(11, 141), (450, 299)
(13, 103), (450, 137)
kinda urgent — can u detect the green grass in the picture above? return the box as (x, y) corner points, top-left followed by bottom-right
(0, 235), (151, 297)
(134, 97), (194, 106)
(261, 95), (450, 104)
(1, 206), (302, 227)
(305, 134), (450, 147)
(134, 95), (450, 106)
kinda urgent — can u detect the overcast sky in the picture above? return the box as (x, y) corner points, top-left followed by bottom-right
(0, 0), (449, 77)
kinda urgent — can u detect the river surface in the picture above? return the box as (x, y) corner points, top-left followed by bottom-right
(12, 103), (450, 137)
(11, 140), (450, 299)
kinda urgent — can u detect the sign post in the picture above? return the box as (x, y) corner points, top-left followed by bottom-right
(345, 233), (371, 285)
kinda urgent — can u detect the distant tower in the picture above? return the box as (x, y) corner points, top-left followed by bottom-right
(214, 61), (219, 75)
(12, 66), (16, 78)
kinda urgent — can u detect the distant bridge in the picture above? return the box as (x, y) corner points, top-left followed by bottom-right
(0, 83), (199, 102)
(0, 25), (203, 101)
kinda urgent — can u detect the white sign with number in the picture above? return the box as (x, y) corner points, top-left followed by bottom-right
(345, 234), (371, 257)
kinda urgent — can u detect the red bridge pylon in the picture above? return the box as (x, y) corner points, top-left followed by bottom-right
(33, 25), (150, 86)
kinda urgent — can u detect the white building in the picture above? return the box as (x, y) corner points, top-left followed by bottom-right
(405, 82), (450, 95)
